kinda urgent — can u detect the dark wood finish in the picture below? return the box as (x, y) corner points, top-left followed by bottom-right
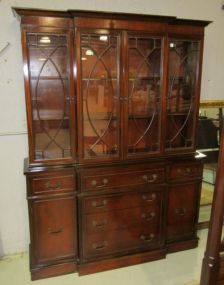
(82, 191), (162, 214)
(166, 182), (200, 241)
(80, 167), (165, 192)
(31, 261), (77, 280)
(169, 162), (203, 181)
(13, 8), (210, 280)
(83, 205), (161, 234)
(30, 174), (75, 195)
(78, 248), (166, 275)
(30, 197), (77, 265)
(166, 238), (199, 254)
(80, 186), (164, 261)
(82, 225), (162, 259)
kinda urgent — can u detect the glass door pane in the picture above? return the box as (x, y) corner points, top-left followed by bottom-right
(80, 32), (120, 159)
(165, 40), (200, 150)
(127, 36), (162, 156)
(27, 33), (72, 160)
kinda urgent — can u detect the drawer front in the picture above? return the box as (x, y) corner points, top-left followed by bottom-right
(83, 191), (162, 214)
(84, 205), (161, 234)
(31, 174), (75, 195)
(82, 224), (161, 259)
(81, 168), (165, 192)
(170, 163), (202, 180)
(166, 183), (199, 240)
(31, 197), (77, 264)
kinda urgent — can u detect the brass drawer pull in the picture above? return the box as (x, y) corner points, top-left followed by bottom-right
(142, 174), (157, 183)
(91, 200), (107, 208)
(140, 233), (155, 242)
(45, 181), (62, 190)
(92, 219), (108, 228)
(141, 212), (155, 221)
(177, 168), (192, 175)
(175, 208), (187, 216)
(48, 227), (64, 235)
(186, 167), (191, 173)
(142, 193), (156, 202)
(91, 178), (108, 188)
(92, 241), (108, 251)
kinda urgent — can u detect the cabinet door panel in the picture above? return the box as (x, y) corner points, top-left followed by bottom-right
(165, 40), (200, 151)
(79, 31), (121, 160)
(27, 33), (74, 161)
(126, 35), (163, 157)
(167, 183), (199, 240)
(31, 197), (77, 264)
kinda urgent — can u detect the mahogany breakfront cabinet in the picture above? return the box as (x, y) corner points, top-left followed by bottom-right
(13, 8), (210, 280)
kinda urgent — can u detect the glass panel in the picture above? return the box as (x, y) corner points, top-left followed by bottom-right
(81, 33), (120, 159)
(197, 105), (223, 227)
(127, 37), (162, 155)
(27, 33), (72, 160)
(166, 40), (200, 150)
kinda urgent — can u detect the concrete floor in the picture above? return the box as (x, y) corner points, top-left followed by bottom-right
(0, 230), (207, 285)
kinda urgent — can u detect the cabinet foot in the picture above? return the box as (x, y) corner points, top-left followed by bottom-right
(166, 237), (199, 254)
(31, 261), (77, 280)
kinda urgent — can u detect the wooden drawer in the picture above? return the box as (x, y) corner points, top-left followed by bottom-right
(169, 163), (202, 180)
(84, 205), (161, 234)
(166, 182), (199, 241)
(30, 173), (75, 195)
(82, 191), (162, 214)
(31, 196), (77, 265)
(82, 224), (161, 259)
(80, 167), (165, 192)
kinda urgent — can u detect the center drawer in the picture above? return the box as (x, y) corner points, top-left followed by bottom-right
(79, 166), (165, 192)
(82, 224), (161, 259)
(82, 190), (162, 214)
(84, 205), (161, 234)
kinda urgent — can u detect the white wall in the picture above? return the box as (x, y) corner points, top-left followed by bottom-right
(0, 0), (223, 256)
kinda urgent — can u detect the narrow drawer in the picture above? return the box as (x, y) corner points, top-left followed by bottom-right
(169, 163), (202, 180)
(84, 205), (161, 234)
(82, 224), (161, 259)
(83, 191), (162, 214)
(80, 168), (165, 192)
(31, 174), (75, 195)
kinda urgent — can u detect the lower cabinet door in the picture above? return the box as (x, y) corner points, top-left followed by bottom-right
(166, 182), (200, 241)
(30, 196), (77, 265)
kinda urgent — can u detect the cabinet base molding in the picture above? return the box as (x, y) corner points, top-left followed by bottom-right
(166, 238), (199, 254)
(30, 242), (199, 280)
(31, 261), (77, 281)
(78, 249), (166, 276)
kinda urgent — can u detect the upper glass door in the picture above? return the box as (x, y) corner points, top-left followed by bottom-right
(27, 33), (73, 161)
(126, 35), (163, 157)
(165, 39), (200, 151)
(79, 31), (121, 160)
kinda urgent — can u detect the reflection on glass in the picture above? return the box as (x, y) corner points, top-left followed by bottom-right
(81, 33), (120, 159)
(166, 40), (199, 149)
(127, 37), (162, 155)
(27, 34), (71, 160)
(197, 105), (223, 226)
